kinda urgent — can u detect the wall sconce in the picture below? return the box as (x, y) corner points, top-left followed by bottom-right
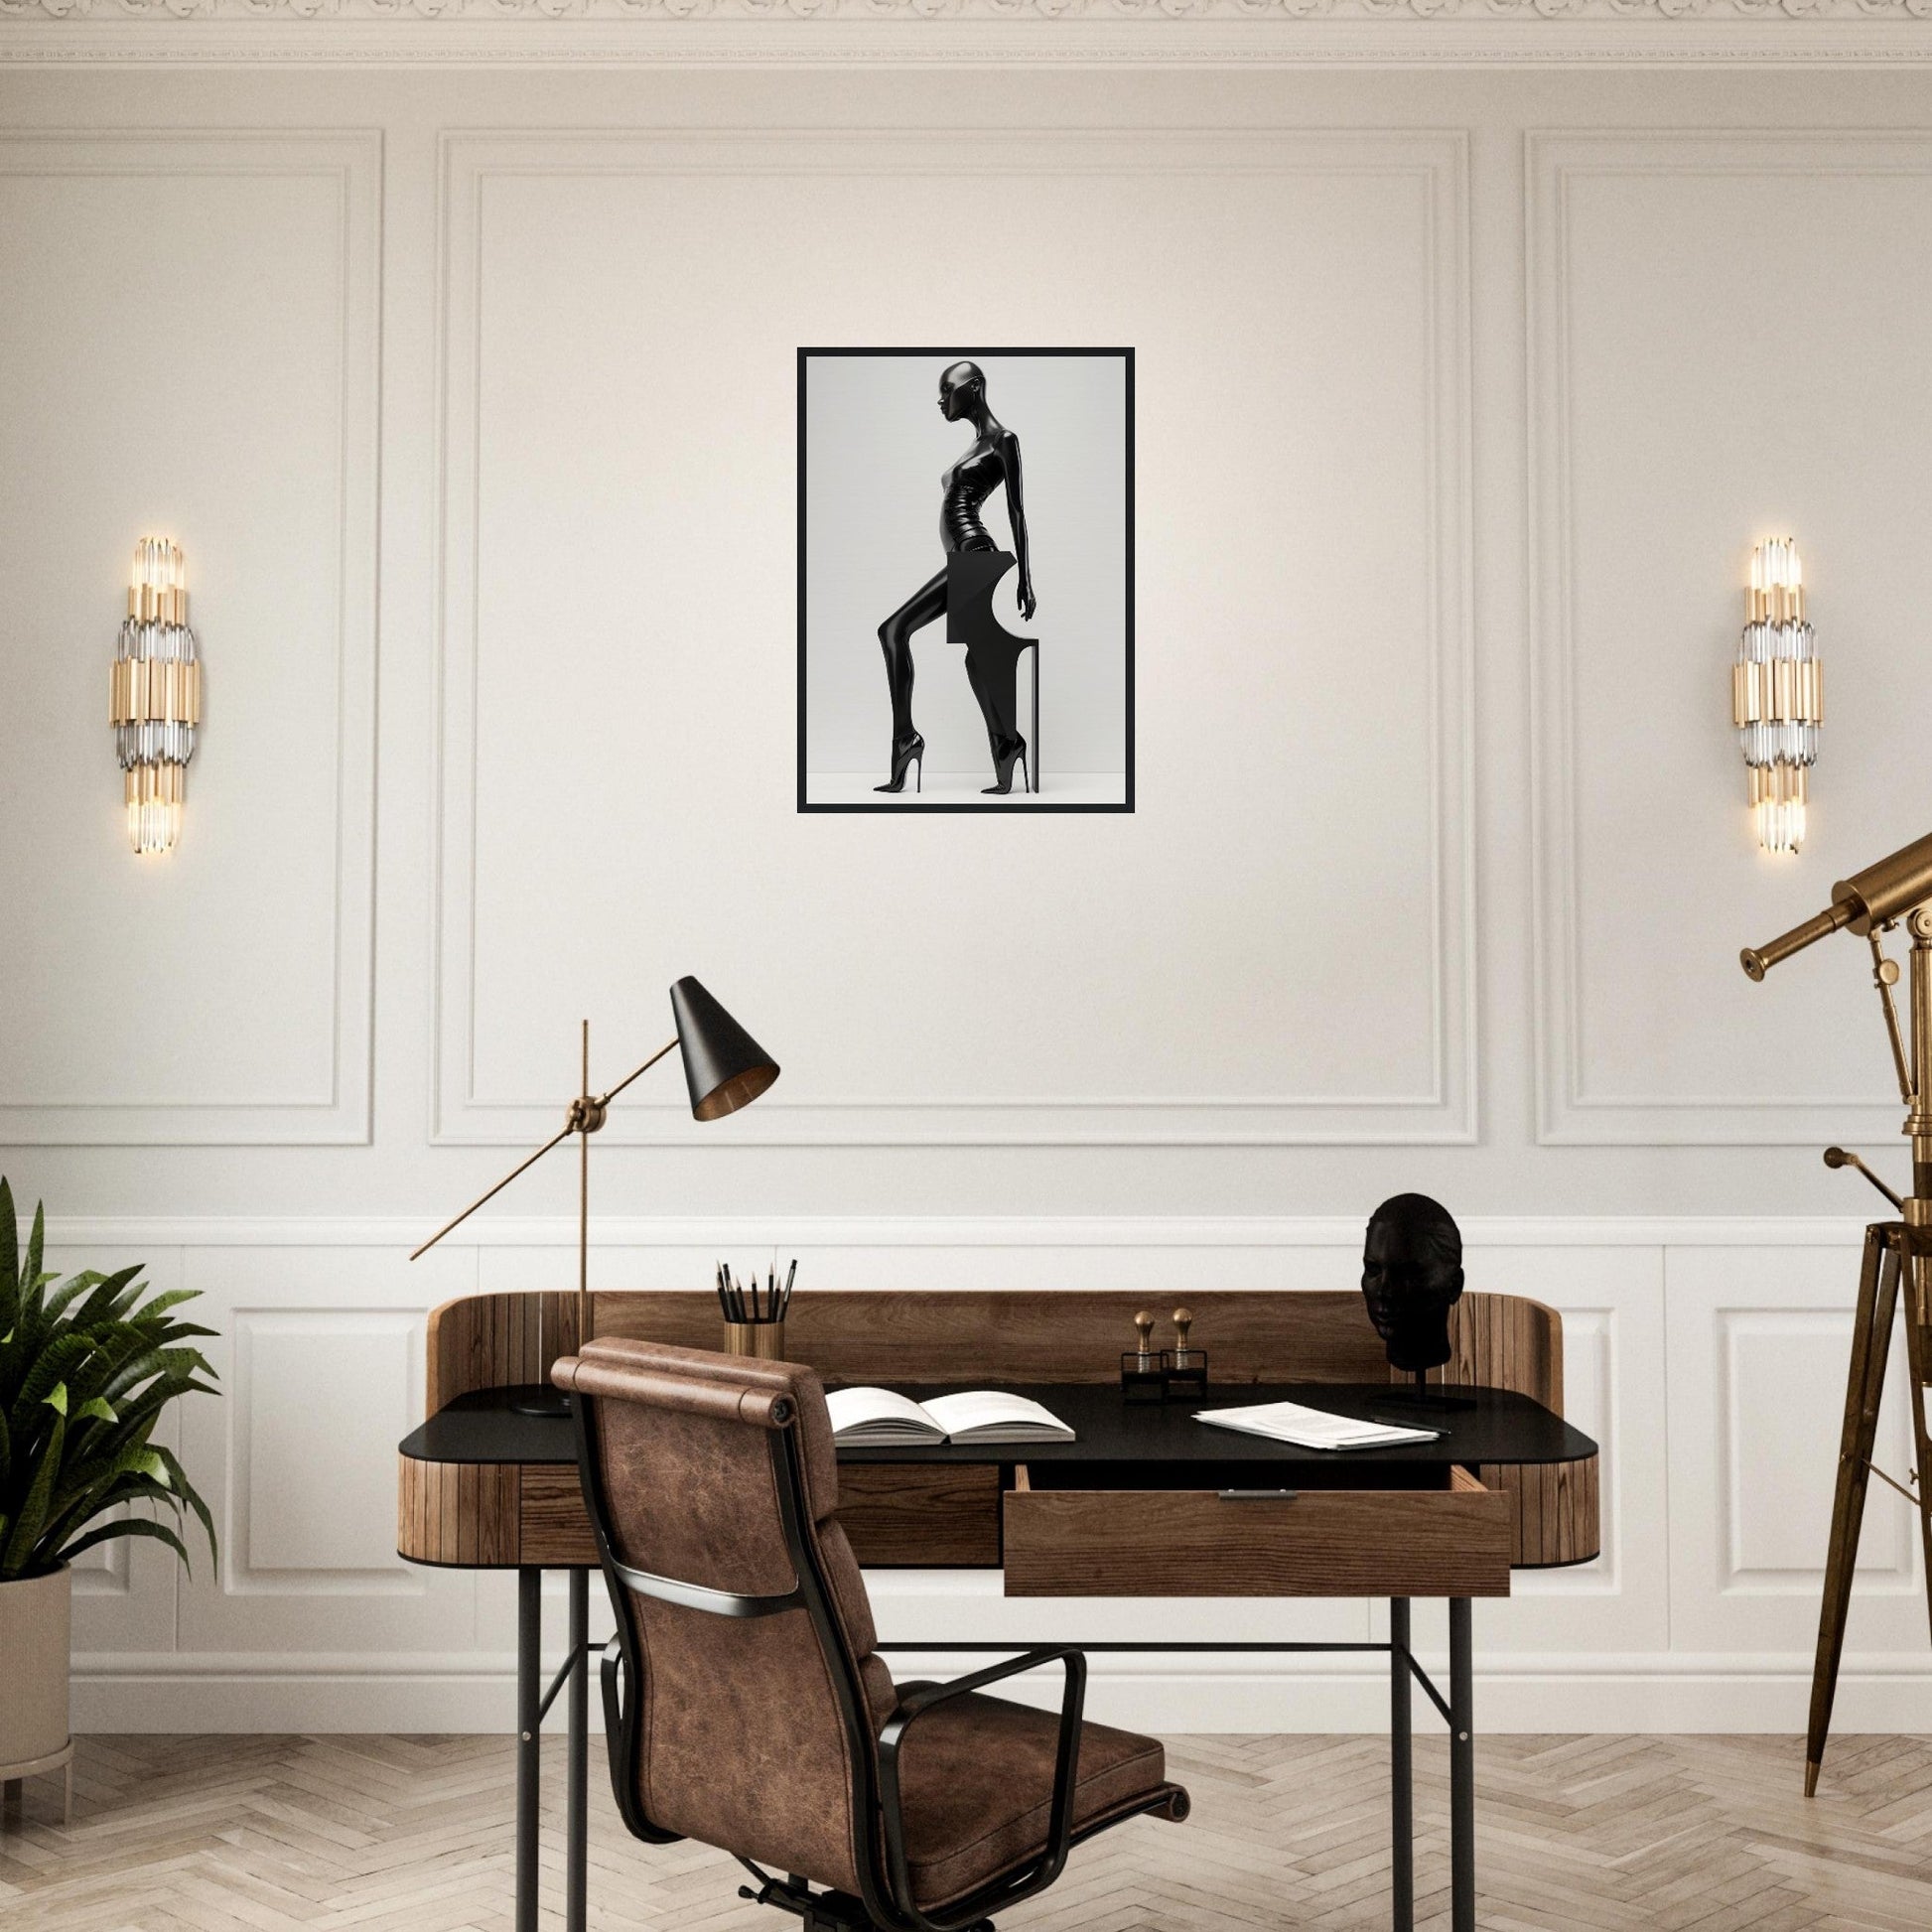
(111, 538), (201, 857)
(1734, 536), (1821, 856)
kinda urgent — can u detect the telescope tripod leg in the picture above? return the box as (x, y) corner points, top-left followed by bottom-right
(1901, 1245), (1932, 1656)
(1806, 1226), (1901, 1796)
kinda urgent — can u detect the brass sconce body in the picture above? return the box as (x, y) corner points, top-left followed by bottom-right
(1734, 537), (1821, 855)
(112, 538), (200, 856)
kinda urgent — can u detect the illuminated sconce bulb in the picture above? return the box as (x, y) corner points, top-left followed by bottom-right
(110, 537), (201, 856)
(1733, 537), (1820, 856)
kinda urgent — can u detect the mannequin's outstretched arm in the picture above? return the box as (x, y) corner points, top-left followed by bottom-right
(1001, 431), (1035, 620)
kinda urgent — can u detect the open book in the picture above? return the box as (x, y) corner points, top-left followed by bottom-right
(826, 1387), (1075, 1447)
(1195, 1400), (1440, 1451)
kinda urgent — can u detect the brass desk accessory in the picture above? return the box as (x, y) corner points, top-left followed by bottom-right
(1121, 1310), (1164, 1402)
(1165, 1306), (1208, 1400)
(409, 977), (779, 1416)
(1741, 825), (1932, 1793)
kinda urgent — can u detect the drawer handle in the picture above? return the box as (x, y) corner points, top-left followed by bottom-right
(1217, 1488), (1300, 1501)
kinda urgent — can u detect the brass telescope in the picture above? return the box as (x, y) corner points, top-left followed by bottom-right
(1741, 825), (1932, 1798)
(1741, 826), (1932, 979)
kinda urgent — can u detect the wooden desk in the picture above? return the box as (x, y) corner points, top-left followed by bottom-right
(397, 1291), (1598, 1932)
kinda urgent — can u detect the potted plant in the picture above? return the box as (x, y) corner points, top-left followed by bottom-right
(0, 1177), (218, 1792)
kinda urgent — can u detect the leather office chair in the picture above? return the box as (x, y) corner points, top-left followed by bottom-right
(553, 1338), (1188, 1932)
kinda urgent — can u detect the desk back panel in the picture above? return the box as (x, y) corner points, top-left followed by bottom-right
(425, 1290), (1560, 1413)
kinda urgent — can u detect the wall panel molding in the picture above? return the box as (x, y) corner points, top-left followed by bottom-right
(43, 1210), (1886, 1249)
(42, 1211), (1925, 1735)
(1719, 1307), (1916, 1593)
(64, 1648), (1932, 1738)
(232, 1309), (424, 1593)
(10, 12), (1932, 74)
(1528, 130), (1932, 1148)
(24, 1215), (1914, 1734)
(1664, 1242), (1929, 1657)
(431, 127), (1475, 1148)
(0, 129), (381, 1146)
(11, 0), (1932, 22)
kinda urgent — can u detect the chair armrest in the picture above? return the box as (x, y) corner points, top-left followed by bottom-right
(875, 1648), (1087, 1931)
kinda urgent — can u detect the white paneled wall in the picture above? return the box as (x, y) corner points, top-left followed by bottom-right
(432, 129), (1472, 1150)
(0, 133), (379, 1147)
(7, 55), (1932, 1734)
(42, 1215), (1926, 1734)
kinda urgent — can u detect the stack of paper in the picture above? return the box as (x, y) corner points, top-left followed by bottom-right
(1194, 1401), (1440, 1450)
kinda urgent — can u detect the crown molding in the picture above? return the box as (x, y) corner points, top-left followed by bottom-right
(6, 0), (1932, 18)
(5, 11), (1932, 70)
(41, 1210), (1880, 1248)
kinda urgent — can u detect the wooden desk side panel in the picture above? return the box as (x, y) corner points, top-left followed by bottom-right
(426, 1292), (583, 1413)
(397, 1456), (520, 1566)
(1480, 1453), (1600, 1569)
(1436, 1294), (1563, 1414)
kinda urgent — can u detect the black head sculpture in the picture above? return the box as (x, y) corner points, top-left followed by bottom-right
(1360, 1193), (1465, 1374)
(937, 360), (987, 423)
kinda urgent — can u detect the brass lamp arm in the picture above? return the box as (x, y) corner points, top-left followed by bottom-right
(410, 1121), (577, 1260)
(408, 1034), (678, 1262)
(596, 1036), (678, 1111)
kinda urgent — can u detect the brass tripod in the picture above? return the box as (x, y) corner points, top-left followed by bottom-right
(1742, 828), (1932, 1794)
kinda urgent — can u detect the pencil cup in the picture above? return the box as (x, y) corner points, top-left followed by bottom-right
(724, 1320), (785, 1360)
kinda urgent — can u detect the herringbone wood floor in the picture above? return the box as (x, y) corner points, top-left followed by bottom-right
(3, 1733), (1930, 1931)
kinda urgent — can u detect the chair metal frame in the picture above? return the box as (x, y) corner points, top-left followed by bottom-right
(569, 1386), (1178, 1932)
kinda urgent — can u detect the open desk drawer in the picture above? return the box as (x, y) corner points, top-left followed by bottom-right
(1003, 1461), (1512, 1597)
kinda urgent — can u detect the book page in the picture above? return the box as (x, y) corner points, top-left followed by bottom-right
(922, 1392), (1072, 1437)
(825, 1387), (941, 1436)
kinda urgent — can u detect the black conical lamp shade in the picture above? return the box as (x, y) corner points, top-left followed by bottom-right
(670, 976), (780, 1122)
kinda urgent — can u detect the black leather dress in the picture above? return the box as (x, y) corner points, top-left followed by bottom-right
(941, 445), (1003, 553)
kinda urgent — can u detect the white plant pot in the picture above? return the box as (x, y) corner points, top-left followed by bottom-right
(0, 1564), (72, 1776)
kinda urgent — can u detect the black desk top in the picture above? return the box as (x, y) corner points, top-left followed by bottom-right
(400, 1382), (1595, 1471)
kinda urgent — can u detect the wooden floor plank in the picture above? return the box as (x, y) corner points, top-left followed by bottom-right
(2, 1734), (1929, 1929)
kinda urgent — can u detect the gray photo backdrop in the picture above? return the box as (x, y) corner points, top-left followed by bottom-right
(800, 351), (1130, 800)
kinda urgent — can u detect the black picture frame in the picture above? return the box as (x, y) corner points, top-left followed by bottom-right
(796, 345), (1136, 814)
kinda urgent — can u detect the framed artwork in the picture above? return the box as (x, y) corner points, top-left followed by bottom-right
(796, 346), (1135, 813)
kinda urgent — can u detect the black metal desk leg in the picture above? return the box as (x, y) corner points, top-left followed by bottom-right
(568, 1570), (589, 1932)
(516, 1569), (541, 1932)
(1390, 1598), (1413, 1932)
(1449, 1597), (1475, 1932)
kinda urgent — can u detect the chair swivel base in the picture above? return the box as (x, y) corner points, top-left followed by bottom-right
(739, 1868), (991, 1932)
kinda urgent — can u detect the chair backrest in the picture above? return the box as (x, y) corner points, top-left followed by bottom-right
(553, 1338), (897, 1896)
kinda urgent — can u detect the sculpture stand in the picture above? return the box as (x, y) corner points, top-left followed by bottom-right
(1804, 906), (1932, 1793)
(947, 550), (1038, 794)
(1375, 1371), (1478, 1417)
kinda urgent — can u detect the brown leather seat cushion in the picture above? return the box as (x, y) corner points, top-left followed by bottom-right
(893, 1691), (1172, 1908)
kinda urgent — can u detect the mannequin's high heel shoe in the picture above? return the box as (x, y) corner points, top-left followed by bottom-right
(983, 735), (1029, 796)
(876, 731), (925, 795)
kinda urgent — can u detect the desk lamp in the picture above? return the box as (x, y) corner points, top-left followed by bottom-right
(410, 975), (779, 1415)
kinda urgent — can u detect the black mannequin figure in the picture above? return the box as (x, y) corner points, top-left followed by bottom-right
(875, 361), (1037, 796)
(1360, 1194), (1469, 1402)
